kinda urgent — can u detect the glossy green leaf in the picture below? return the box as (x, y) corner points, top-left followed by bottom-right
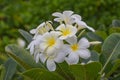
(86, 32), (103, 42)
(100, 33), (120, 75)
(70, 62), (102, 80)
(106, 59), (120, 77)
(3, 59), (17, 80)
(22, 68), (65, 80)
(18, 29), (33, 43)
(56, 62), (75, 80)
(5, 44), (45, 70)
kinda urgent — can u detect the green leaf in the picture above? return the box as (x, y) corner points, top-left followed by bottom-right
(106, 59), (120, 77)
(90, 51), (99, 61)
(56, 62), (75, 80)
(22, 68), (65, 80)
(0, 65), (6, 80)
(3, 59), (17, 80)
(70, 62), (102, 80)
(86, 32), (103, 42)
(18, 29), (33, 43)
(100, 33), (120, 75)
(5, 44), (45, 70)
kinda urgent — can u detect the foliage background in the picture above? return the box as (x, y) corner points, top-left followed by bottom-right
(0, 0), (120, 53)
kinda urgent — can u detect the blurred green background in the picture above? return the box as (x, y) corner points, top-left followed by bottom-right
(0, 0), (120, 53)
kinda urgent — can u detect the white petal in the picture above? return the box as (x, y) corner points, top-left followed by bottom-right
(76, 21), (95, 32)
(50, 31), (61, 37)
(46, 59), (56, 71)
(78, 49), (91, 59)
(54, 51), (66, 63)
(76, 21), (87, 28)
(46, 46), (56, 56)
(54, 18), (62, 22)
(68, 25), (77, 37)
(56, 24), (65, 30)
(86, 25), (95, 32)
(35, 53), (40, 63)
(52, 12), (63, 18)
(59, 36), (68, 40)
(66, 36), (77, 44)
(62, 44), (71, 55)
(71, 14), (82, 21)
(39, 43), (49, 52)
(27, 42), (34, 55)
(63, 11), (74, 17)
(78, 37), (90, 49)
(65, 53), (79, 65)
(37, 22), (46, 29)
(30, 29), (36, 34)
(39, 54), (47, 63)
(54, 39), (63, 49)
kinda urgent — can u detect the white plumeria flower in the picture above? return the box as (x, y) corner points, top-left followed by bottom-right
(27, 35), (42, 63)
(65, 36), (91, 65)
(52, 10), (95, 32)
(39, 49), (66, 71)
(56, 24), (77, 40)
(30, 21), (53, 39)
(40, 31), (63, 56)
(52, 10), (74, 24)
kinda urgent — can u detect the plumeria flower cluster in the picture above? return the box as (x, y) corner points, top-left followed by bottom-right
(27, 10), (98, 71)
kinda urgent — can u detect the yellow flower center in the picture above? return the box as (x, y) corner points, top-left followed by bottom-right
(61, 28), (71, 36)
(71, 44), (79, 51)
(47, 38), (56, 47)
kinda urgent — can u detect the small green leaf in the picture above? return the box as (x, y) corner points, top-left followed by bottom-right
(100, 33), (120, 75)
(3, 59), (17, 80)
(18, 29), (33, 43)
(70, 62), (102, 80)
(22, 68), (65, 80)
(5, 44), (45, 70)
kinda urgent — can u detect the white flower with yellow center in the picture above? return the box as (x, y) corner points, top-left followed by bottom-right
(39, 48), (66, 71)
(40, 31), (63, 56)
(30, 21), (54, 39)
(56, 24), (77, 40)
(65, 36), (91, 65)
(52, 10), (95, 32)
